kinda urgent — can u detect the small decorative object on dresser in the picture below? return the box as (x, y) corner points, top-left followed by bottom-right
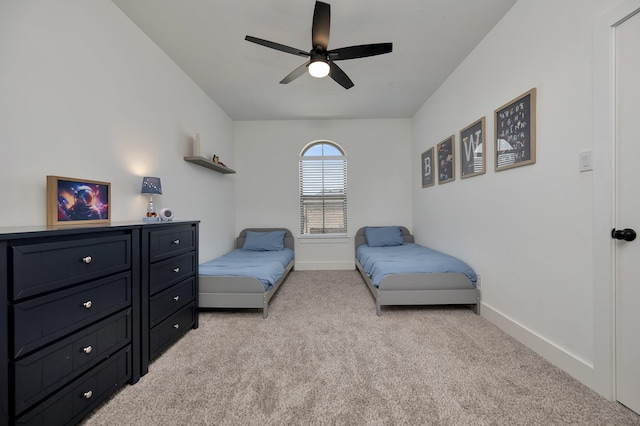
(141, 176), (162, 222)
(46, 176), (111, 226)
(159, 208), (174, 221)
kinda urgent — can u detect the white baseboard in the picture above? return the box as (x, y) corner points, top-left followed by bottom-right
(294, 261), (354, 271)
(481, 302), (594, 390)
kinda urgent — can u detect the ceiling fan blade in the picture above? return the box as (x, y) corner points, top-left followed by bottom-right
(280, 62), (310, 84)
(312, 1), (330, 50)
(245, 35), (309, 58)
(328, 43), (393, 61)
(328, 61), (354, 89)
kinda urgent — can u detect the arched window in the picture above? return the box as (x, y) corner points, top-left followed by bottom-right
(299, 141), (347, 235)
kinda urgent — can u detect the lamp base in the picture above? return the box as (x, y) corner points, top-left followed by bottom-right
(142, 217), (160, 223)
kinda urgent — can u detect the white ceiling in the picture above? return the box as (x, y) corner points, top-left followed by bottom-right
(111, 0), (517, 121)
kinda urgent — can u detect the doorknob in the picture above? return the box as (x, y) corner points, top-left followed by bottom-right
(612, 228), (637, 242)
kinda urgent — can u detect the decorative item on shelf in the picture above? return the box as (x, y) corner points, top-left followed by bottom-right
(141, 176), (162, 222)
(193, 133), (201, 156)
(159, 207), (174, 221)
(212, 155), (226, 167)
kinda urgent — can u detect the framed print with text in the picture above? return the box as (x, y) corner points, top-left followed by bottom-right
(460, 117), (486, 178)
(421, 147), (435, 188)
(495, 88), (536, 171)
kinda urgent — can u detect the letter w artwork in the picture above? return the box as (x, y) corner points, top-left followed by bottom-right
(460, 117), (486, 178)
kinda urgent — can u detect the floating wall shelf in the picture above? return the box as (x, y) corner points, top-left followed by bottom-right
(184, 156), (236, 174)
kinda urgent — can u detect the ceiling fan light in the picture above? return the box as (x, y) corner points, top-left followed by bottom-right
(308, 60), (330, 78)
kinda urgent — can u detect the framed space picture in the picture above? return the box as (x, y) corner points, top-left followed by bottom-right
(460, 117), (486, 178)
(437, 135), (455, 184)
(494, 88), (536, 171)
(47, 176), (111, 226)
(421, 147), (435, 188)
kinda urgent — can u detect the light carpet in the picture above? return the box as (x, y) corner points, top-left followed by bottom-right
(83, 270), (640, 425)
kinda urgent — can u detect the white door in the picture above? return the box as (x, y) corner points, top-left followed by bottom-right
(615, 9), (640, 415)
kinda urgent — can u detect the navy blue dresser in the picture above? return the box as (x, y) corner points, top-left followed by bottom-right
(0, 220), (199, 425)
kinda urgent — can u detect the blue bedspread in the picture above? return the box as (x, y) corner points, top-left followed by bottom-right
(356, 243), (476, 287)
(199, 248), (294, 291)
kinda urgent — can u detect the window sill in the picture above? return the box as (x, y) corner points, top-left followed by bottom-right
(298, 235), (351, 244)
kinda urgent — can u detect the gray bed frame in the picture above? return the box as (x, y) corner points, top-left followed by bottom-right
(198, 228), (294, 319)
(354, 226), (480, 316)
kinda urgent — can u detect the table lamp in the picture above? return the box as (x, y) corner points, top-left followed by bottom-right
(141, 176), (162, 221)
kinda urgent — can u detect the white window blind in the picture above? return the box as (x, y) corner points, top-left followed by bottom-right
(299, 143), (347, 235)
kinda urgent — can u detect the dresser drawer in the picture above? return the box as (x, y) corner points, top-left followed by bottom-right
(149, 252), (196, 296)
(13, 271), (131, 358)
(148, 226), (195, 262)
(150, 303), (195, 360)
(12, 234), (131, 300)
(150, 277), (196, 328)
(14, 345), (132, 426)
(13, 308), (131, 416)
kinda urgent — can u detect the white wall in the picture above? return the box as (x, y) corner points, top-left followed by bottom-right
(234, 119), (412, 269)
(412, 0), (622, 394)
(0, 0), (236, 262)
(1, 0), (625, 401)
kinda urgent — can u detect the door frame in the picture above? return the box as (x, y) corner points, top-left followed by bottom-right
(592, 0), (640, 400)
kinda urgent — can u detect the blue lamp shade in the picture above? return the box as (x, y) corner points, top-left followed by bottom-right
(141, 177), (162, 195)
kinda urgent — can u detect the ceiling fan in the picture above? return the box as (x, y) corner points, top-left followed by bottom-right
(245, 1), (392, 89)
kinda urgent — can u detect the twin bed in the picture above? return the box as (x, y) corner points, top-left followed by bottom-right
(198, 228), (294, 319)
(355, 226), (480, 316)
(198, 226), (479, 318)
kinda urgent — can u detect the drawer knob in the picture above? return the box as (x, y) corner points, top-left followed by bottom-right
(82, 256), (92, 264)
(83, 300), (93, 309)
(83, 390), (93, 399)
(172, 239), (180, 245)
(173, 267), (180, 273)
(173, 324), (180, 329)
(83, 345), (93, 354)
(174, 295), (180, 302)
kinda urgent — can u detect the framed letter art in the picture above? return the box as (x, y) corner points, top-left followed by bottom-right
(460, 117), (486, 178)
(421, 147), (435, 188)
(437, 135), (455, 184)
(495, 88), (536, 171)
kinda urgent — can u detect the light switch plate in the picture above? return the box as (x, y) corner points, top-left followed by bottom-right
(580, 150), (593, 172)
